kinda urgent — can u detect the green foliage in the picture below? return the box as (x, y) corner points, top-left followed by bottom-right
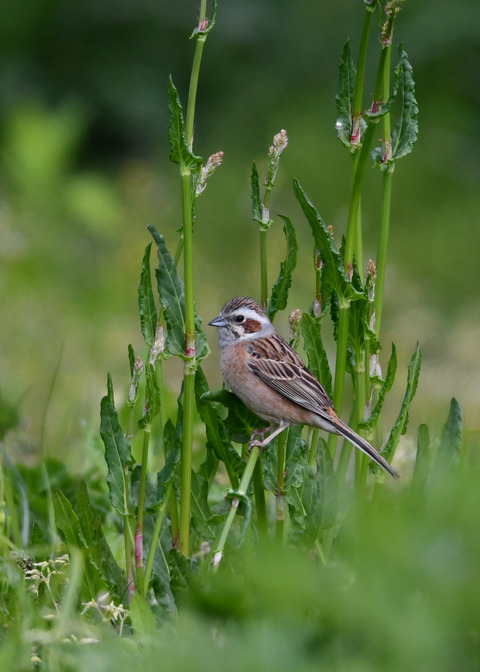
(100, 374), (133, 517)
(147, 224), (210, 362)
(2, 2), (477, 670)
(293, 179), (363, 308)
(300, 313), (333, 399)
(167, 76), (202, 175)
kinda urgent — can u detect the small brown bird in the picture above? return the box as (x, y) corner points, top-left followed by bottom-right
(209, 297), (398, 478)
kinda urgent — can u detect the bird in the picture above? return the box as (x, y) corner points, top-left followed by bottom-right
(209, 296), (399, 479)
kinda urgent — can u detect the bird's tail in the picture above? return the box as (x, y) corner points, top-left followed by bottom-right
(335, 419), (399, 479)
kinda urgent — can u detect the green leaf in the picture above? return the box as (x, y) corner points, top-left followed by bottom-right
(335, 40), (366, 150)
(128, 344), (136, 378)
(359, 343), (397, 435)
(53, 489), (84, 548)
(168, 548), (192, 604)
(410, 424), (431, 493)
(167, 76), (202, 174)
(377, 343), (422, 467)
(263, 425), (306, 494)
(371, 47), (418, 169)
(148, 227), (185, 357)
(156, 401), (183, 506)
(201, 388), (265, 444)
(99, 374), (133, 516)
(285, 439), (337, 541)
(267, 216), (298, 322)
(138, 363), (161, 429)
(148, 225), (210, 362)
(138, 243), (158, 347)
(53, 489), (101, 599)
(76, 481), (126, 600)
(195, 368), (243, 487)
(313, 438), (338, 533)
(129, 593), (157, 639)
(300, 313), (332, 400)
(190, 471), (222, 540)
(293, 180), (363, 307)
(433, 398), (462, 475)
(391, 47), (419, 161)
(251, 162), (273, 231)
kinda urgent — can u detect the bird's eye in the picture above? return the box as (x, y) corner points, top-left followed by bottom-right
(234, 314), (245, 323)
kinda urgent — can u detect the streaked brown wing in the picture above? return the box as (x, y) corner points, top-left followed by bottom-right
(246, 333), (334, 417)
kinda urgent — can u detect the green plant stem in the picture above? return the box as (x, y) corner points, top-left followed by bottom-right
(353, 7), (375, 118)
(333, 37), (390, 476)
(350, 7), (375, 277)
(135, 425), (150, 597)
(143, 482), (172, 591)
(185, 1), (207, 148)
(276, 432), (286, 543)
(353, 363), (367, 489)
(259, 183), (273, 308)
(178, 0), (209, 560)
(375, 44), (393, 339)
(328, 304), (350, 459)
(308, 428), (319, 467)
(260, 230), (268, 308)
(253, 459), (268, 536)
(212, 446), (260, 570)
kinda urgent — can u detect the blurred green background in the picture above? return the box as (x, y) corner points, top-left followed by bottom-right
(1, 0), (479, 465)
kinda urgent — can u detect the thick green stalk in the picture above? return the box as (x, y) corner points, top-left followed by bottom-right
(333, 40), (390, 476)
(178, 0), (208, 553)
(212, 446), (260, 570)
(375, 44), (393, 339)
(353, 8), (375, 118)
(350, 5), (375, 275)
(375, 171), (392, 338)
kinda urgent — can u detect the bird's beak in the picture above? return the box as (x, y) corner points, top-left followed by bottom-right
(208, 315), (227, 328)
